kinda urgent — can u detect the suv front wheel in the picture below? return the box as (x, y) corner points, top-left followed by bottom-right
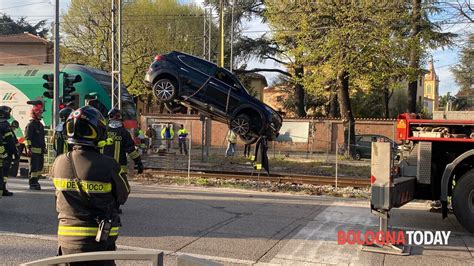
(230, 114), (251, 136)
(153, 78), (178, 103)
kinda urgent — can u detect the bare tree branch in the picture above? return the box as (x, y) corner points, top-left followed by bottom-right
(233, 68), (292, 76)
(262, 55), (289, 65)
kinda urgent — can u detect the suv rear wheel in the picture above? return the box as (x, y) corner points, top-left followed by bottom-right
(153, 78), (178, 103)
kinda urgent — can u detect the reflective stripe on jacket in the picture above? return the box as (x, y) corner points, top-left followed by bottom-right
(58, 225), (119, 237)
(24, 119), (45, 152)
(0, 121), (16, 155)
(52, 146), (129, 245)
(102, 126), (141, 166)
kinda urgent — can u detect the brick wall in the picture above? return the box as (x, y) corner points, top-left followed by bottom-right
(433, 111), (474, 120)
(140, 115), (397, 152)
(0, 43), (51, 65)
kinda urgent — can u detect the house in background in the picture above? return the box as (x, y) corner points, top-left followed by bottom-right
(263, 86), (290, 116)
(0, 33), (52, 65)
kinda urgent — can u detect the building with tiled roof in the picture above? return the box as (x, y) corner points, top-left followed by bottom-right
(0, 33), (52, 65)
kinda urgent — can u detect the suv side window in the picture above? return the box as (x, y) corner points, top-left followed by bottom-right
(215, 70), (235, 87)
(215, 69), (244, 90)
(179, 55), (216, 76)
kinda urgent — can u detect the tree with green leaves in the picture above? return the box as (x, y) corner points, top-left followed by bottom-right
(406, 0), (455, 113)
(265, 1), (412, 154)
(0, 14), (48, 38)
(451, 34), (474, 110)
(61, 0), (210, 98)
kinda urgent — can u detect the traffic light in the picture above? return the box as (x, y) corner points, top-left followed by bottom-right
(42, 74), (54, 99)
(63, 73), (81, 103)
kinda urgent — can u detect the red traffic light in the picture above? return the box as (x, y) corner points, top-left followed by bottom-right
(59, 104), (65, 110)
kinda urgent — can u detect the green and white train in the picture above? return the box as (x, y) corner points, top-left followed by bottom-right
(0, 64), (137, 139)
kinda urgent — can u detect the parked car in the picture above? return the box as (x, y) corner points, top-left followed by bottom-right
(144, 51), (282, 144)
(353, 134), (399, 160)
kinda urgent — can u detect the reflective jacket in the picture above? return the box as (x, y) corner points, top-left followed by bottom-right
(227, 131), (237, 144)
(161, 126), (174, 139)
(0, 120), (16, 156)
(178, 128), (188, 139)
(25, 119), (45, 154)
(102, 126), (141, 166)
(52, 146), (130, 248)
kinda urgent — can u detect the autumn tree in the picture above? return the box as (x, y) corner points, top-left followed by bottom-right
(265, 1), (412, 154)
(406, 0), (455, 113)
(451, 34), (474, 110)
(61, 0), (209, 97)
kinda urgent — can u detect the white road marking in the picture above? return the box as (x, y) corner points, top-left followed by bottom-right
(269, 201), (379, 265)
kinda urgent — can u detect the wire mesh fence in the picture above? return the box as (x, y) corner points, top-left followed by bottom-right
(141, 137), (374, 182)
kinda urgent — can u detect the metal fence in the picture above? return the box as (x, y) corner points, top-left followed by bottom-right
(141, 137), (374, 184)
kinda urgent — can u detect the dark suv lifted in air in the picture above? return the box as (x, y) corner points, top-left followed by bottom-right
(144, 51), (282, 144)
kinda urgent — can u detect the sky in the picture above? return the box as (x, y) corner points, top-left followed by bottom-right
(0, 0), (471, 95)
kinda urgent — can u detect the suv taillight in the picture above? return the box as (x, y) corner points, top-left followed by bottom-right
(154, 55), (164, 61)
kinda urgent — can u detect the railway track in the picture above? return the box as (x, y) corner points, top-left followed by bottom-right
(146, 169), (370, 187)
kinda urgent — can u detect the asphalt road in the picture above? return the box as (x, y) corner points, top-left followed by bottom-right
(1, 177), (329, 265)
(1, 177), (473, 265)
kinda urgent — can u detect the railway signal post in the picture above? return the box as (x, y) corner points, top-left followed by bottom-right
(63, 73), (82, 105)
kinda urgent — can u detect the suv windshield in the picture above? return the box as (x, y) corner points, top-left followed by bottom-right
(178, 55), (216, 76)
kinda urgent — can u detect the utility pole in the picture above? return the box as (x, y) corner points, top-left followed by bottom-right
(111, 0), (122, 110)
(203, 7), (211, 61)
(219, 0), (224, 67)
(53, 0), (60, 129)
(229, 0), (234, 72)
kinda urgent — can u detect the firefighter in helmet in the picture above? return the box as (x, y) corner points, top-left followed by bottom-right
(102, 108), (144, 177)
(53, 107), (74, 156)
(25, 104), (45, 190)
(9, 120), (21, 179)
(52, 105), (130, 264)
(0, 106), (16, 196)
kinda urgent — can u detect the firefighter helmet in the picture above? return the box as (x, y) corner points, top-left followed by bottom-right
(0, 106), (12, 119)
(66, 106), (107, 147)
(30, 105), (43, 120)
(59, 107), (74, 122)
(107, 108), (122, 121)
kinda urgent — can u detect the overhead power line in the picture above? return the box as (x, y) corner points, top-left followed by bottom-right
(0, 1), (50, 11)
